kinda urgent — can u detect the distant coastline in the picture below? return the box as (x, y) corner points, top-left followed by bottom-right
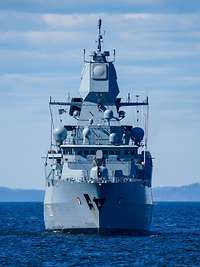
(0, 187), (44, 202)
(0, 183), (199, 202)
(153, 182), (200, 202)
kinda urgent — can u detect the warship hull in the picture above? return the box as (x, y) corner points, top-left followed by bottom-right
(44, 181), (153, 233)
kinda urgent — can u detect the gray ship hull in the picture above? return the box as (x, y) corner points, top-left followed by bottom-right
(44, 180), (153, 233)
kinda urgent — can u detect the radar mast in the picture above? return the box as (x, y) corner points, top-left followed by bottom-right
(97, 18), (103, 52)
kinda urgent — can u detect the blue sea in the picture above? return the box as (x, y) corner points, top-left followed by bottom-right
(0, 202), (200, 266)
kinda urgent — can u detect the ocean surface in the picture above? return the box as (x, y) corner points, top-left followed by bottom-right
(0, 202), (199, 267)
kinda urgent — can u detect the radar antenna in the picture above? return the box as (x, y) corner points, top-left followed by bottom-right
(97, 18), (103, 52)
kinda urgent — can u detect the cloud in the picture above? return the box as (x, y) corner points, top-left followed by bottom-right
(1, 11), (200, 32)
(119, 65), (175, 76)
(0, 11), (46, 31)
(0, 49), (84, 76)
(122, 13), (200, 31)
(0, 73), (79, 95)
(0, 30), (93, 48)
(41, 14), (97, 29)
(41, 13), (200, 32)
(182, 76), (200, 84)
(1, 12), (200, 62)
(0, 0), (200, 15)
(0, 0), (164, 15)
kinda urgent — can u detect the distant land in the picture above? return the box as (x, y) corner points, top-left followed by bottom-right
(0, 183), (199, 202)
(153, 183), (200, 202)
(0, 187), (44, 202)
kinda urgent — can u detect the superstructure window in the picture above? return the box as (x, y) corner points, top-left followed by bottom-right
(84, 150), (89, 155)
(64, 149), (69, 154)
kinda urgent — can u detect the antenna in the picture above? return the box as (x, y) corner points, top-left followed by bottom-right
(68, 92), (70, 101)
(83, 49), (86, 62)
(97, 18), (103, 52)
(144, 99), (149, 164)
(136, 95), (140, 125)
(98, 18), (102, 35)
(113, 49), (116, 62)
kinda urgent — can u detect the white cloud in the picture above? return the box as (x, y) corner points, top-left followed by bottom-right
(119, 65), (175, 76)
(182, 76), (200, 84)
(1, 12), (200, 33)
(0, 49), (80, 62)
(41, 13), (200, 32)
(1, 12), (200, 64)
(0, 0), (163, 16)
(0, 73), (79, 92)
(41, 14), (97, 29)
(0, 30), (93, 48)
(0, 73), (80, 110)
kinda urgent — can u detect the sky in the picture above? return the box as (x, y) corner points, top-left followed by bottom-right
(0, 0), (200, 189)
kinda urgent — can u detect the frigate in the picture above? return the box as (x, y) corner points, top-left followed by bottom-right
(44, 19), (153, 233)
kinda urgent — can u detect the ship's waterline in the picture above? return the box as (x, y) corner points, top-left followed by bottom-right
(44, 181), (153, 232)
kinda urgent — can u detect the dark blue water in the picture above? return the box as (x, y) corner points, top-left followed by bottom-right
(0, 203), (200, 266)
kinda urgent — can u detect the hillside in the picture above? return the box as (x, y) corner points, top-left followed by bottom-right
(153, 183), (200, 201)
(0, 187), (44, 202)
(0, 183), (199, 202)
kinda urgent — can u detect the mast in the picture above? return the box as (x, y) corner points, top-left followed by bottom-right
(97, 18), (103, 52)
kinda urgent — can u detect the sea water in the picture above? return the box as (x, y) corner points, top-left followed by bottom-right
(0, 202), (199, 266)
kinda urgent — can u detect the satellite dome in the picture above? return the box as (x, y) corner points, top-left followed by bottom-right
(131, 127), (144, 143)
(104, 109), (113, 121)
(109, 133), (118, 145)
(53, 127), (67, 144)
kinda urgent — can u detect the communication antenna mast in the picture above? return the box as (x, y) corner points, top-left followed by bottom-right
(97, 18), (103, 52)
(49, 96), (54, 147)
(144, 96), (149, 164)
(113, 49), (116, 62)
(136, 95), (140, 125)
(83, 49), (86, 62)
